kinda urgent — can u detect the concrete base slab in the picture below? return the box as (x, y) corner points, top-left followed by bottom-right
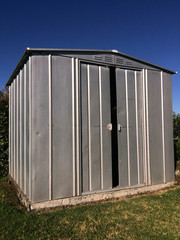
(8, 176), (175, 211)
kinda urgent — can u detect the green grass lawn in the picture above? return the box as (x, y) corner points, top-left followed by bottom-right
(0, 178), (180, 240)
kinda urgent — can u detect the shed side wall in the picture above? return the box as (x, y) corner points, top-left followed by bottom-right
(147, 70), (163, 184)
(31, 56), (49, 202)
(51, 56), (73, 199)
(163, 73), (174, 182)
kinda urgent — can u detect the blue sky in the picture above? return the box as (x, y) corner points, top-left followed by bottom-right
(0, 0), (180, 112)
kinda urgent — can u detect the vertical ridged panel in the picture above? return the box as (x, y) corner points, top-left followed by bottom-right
(31, 56), (49, 202)
(116, 69), (128, 187)
(163, 73), (174, 182)
(29, 57), (32, 201)
(147, 70), (163, 184)
(14, 79), (16, 182)
(20, 69), (24, 190)
(52, 55), (73, 199)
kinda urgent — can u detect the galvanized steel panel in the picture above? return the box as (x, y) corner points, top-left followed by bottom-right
(20, 69), (24, 191)
(127, 70), (138, 186)
(81, 63), (89, 192)
(7, 50), (175, 203)
(16, 75), (20, 186)
(147, 70), (163, 184)
(116, 69), (128, 187)
(9, 86), (11, 175)
(81, 63), (112, 192)
(163, 73), (174, 182)
(101, 67), (112, 189)
(14, 78), (17, 182)
(10, 82), (14, 178)
(31, 56), (49, 202)
(89, 65), (101, 191)
(24, 62), (29, 196)
(52, 56), (73, 199)
(136, 71), (144, 184)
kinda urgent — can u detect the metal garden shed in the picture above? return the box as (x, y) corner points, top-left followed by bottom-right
(6, 48), (176, 210)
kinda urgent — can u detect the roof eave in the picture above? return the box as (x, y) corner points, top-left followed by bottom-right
(6, 48), (177, 87)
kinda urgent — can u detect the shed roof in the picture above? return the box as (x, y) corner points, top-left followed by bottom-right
(6, 48), (176, 86)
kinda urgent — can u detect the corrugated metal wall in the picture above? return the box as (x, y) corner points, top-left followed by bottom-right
(9, 54), (175, 203)
(9, 60), (30, 199)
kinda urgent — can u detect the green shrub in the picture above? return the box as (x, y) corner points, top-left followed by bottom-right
(0, 90), (9, 177)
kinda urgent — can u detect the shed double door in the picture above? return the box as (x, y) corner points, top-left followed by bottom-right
(80, 63), (144, 193)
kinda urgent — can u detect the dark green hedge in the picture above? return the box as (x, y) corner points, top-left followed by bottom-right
(0, 90), (9, 177)
(173, 112), (180, 163)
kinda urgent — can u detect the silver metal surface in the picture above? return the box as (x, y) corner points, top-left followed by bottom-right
(72, 58), (75, 196)
(107, 123), (112, 131)
(145, 70), (151, 185)
(99, 67), (103, 190)
(20, 69), (24, 190)
(48, 54), (52, 200)
(9, 86), (11, 176)
(161, 71), (166, 183)
(76, 58), (80, 195)
(24, 64), (27, 194)
(25, 61), (29, 197)
(14, 79), (16, 181)
(147, 70), (163, 184)
(118, 124), (122, 132)
(116, 68), (128, 187)
(125, 70), (130, 186)
(11, 82), (14, 178)
(31, 55), (49, 202)
(142, 69), (147, 185)
(87, 64), (92, 191)
(29, 57), (32, 201)
(163, 73), (174, 182)
(135, 71), (140, 185)
(7, 50), (175, 204)
(51, 55), (73, 199)
(6, 48), (176, 87)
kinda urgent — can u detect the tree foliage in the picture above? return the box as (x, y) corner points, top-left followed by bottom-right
(0, 89), (9, 177)
(173, 112), (180, 162)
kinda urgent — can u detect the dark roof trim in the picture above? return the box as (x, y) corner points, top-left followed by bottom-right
(6, 48), (177, 86)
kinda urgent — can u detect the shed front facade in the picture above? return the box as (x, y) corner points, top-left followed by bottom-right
(6, 48), (175, 208)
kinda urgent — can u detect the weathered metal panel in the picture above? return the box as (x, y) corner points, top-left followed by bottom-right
(29, 57), (32, 201)
(116, 69), (128, 187)
(31, 56), (49, 202)
(81, 63), (89, 192)
(101, 66), (112, 189)
(14, 78), (17, 182)
(24, 62), (29, 196)
(26, 61), (29, 197)
(147, 70), (163, 184)
(52, 55), (73, 199)
(16, 75), (20, 186)
(136, 71), (144, 184)
(127, 70), (138, 186)
(10, 82), (14, 178)
(20, 69), (24, 190)
(89, 65), (101, 191)
(163, 73), (174, 182)
(81, 64), (112, 192)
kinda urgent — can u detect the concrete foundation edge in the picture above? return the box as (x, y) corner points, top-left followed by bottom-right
(8, 175), (175, 211)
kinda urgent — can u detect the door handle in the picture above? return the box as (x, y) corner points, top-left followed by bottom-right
(118, 124), (122, 132)
(107, 123), (112, 131)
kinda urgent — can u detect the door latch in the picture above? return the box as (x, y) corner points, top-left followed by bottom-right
(118, 124), (122, 132)
(107, 123), (112, 131)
